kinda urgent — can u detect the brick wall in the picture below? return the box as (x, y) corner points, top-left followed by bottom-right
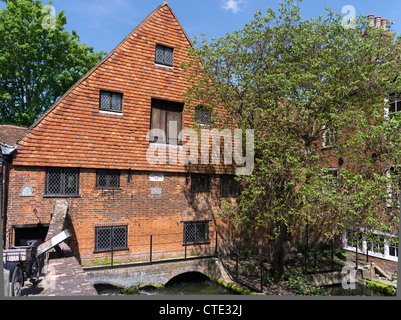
(6, 165), (235, 266)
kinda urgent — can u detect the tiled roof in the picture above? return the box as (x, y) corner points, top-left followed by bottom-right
(0, 125), (27, 146)
(14, 2), (231, 174)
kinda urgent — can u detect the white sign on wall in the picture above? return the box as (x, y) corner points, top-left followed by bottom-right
(149, 172), (164, 182)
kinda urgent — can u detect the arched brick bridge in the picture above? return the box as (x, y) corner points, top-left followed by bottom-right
(84, 257), (231, 288)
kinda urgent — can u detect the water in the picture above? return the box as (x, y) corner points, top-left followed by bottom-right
(95, 273), (234, 296)
(324, 283), (380, 296)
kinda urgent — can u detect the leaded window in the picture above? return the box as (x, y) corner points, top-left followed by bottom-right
(191, 174), (210, 193)
(195, 107), (212, 125)
(95, 226), (128, 251)
(96, 170), (120, 189)
(100, 90), (123, 112)
(220, 175), (240, 197)
(183, 221), (209, 244)
(46, 168), (79, 195)
(155, 44), (173, 66)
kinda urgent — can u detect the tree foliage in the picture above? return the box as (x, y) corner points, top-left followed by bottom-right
(0, 0), (106, 126)
(184, 0), (401, 275)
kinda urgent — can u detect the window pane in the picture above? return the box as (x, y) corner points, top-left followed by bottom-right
(164, 47), (173, 65)
(100, 91), (111, 110)
(113, 227), (128, 249)
(109, 171), (120, 188)
(191, 174), (209, 193)
(96, 228), (112, 251)
(97, 170), (108, 188)
(64, 169), (79, 195)
(155, 45), (164, 63)
(111, 93), (122, 111)
(47, 168), (62, 195)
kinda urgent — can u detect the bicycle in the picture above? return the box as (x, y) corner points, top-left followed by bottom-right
(3, 240), (42, 296)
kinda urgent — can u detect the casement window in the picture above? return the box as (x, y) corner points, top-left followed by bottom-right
(322, 125), (336, 148)
(367, 236), (385, 255)
(183, 221), (210, 244)
(100, 90), (123, 113)
(155, 44), (174, 66)
(150, 99), (183, 145)
(191, 174), (210, 193)
(95, 226), (128, 252)
(96, 170), (120, 189)
(389, 239), (399, 258)
(195, 107), (212, 126)
(389, 92), (401, 118)
(322, 168), (339, 193)
(220, 175), (240, 197)
(345, 229), (362, 249)
(46, 168), (79, 196)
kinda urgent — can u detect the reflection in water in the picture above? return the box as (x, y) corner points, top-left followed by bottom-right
(96, 272), (234, 296)
(324, 283), (380, 296)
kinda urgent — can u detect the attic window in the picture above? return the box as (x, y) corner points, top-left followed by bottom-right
(195, 107), (212, 126)
(155, 44), (173, 67)
(100, 90), (123, 113)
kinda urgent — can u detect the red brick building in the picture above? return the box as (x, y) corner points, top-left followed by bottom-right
(1, 2), (238, 266)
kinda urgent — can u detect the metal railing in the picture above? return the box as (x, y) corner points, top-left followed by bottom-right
(78, 231), (219, 269)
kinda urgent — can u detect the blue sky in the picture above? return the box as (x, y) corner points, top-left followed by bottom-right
(1, 0), (401, 54)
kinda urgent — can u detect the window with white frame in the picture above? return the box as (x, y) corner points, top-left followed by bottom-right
(322, 168), (339, 193)
(322, 125), (336, 148)
(155, 44), (173, 67)
(389, 238), (399, 258)
(100, 90), (123, 113)
(389, 92), (401, 118)
(344, 228), (398, 262)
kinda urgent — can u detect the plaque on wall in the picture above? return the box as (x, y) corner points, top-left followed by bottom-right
(149, 172), (164, 182)
(20, 186), (34, 197)
(151, 188), (162, 195)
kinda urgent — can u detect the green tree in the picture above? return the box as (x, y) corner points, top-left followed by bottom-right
(0, 0), (106, 126)
(184, 0), (401, 277)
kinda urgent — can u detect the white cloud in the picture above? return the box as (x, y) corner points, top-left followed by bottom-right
(222, 0), (245, 14)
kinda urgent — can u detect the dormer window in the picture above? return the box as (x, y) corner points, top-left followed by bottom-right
(155, 44), (173, 67)
(100, 90), (123, 113)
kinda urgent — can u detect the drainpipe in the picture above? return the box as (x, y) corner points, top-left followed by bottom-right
(1, 144), (17, 249)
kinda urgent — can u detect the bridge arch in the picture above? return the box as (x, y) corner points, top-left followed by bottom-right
(165, 271), (210, 286)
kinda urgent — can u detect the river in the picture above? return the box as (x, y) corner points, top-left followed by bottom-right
(95, 272), (234, 296)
